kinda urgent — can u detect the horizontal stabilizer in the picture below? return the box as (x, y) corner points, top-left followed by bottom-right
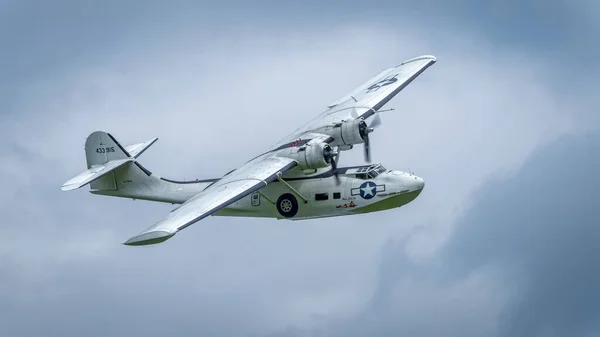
(125, 137), (158, 158)
(61, 158), (133, 191)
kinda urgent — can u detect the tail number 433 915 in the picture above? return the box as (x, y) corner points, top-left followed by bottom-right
(96, 147), (115, 153)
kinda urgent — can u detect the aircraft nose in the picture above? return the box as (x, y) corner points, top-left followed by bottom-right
(402, 174), (424, 191)
(409, 175), (425, 191)
(390, 170), (425, 191)
(415, 176), (425, 190)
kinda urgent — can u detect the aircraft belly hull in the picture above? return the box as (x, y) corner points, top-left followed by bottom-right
(213, 174), (423, 220)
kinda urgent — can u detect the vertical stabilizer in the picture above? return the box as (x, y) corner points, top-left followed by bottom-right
(64, 131), (214, 203)
(84, 131), (130, 190)
(85, 131), (130, 168)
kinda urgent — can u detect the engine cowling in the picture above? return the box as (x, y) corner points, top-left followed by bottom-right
(279, 141), (334, 169)
(314, 119), (369, 147)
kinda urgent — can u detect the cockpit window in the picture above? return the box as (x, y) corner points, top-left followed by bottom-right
(354, 164), (386, 179)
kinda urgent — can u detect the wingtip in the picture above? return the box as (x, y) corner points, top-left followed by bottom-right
(400, 55), (437, 66)
(123, 230), (176, 246)
(61, 183), (79, 191)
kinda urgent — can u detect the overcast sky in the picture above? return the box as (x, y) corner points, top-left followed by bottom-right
(1, 1), (599, 337)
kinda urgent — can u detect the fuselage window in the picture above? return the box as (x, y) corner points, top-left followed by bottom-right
(315, 193), (329, 201)
(333, 192), (341, 199)
(356, 173), (368, 179)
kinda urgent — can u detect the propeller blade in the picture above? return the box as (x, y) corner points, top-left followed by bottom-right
(364, 134), (371, 163)
(369, 113), (382, 129)
(331, 154), (340, 185)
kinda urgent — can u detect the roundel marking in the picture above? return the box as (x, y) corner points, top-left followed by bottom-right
(366, 74), (398, 92)
(359, 181), (377, 199)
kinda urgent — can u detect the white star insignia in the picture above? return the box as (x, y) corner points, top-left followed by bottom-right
(361, 183), (375, 197)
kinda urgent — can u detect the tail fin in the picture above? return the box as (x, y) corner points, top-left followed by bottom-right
(61, 131), (133, 191)
(63, 131), (214, 203)
(85, 131), (130, 168)
(80, 131), (158, 190)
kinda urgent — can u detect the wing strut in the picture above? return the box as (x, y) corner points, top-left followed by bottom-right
(257, 191), (276, 205)
(276, 172), (308, 203)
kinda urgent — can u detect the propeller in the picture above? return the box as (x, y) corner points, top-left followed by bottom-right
(369, 113), (382, 128)
(358, 113), (383, 163)
(323, 144), (340, 185)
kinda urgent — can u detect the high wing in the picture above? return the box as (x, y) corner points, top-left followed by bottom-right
(123, 155), (297, 245)
(122, 55), (436, 246)
(273, 55), (436, 147)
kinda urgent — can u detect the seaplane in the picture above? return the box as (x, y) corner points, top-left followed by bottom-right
(62, 55), (437, 246)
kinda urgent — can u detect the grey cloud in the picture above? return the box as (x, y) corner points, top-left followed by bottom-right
(1, 0), (597, 108)
(0, 38), (580, 337)
(265, 132), (600, 337)
(1, 3), (598, 337)
(444, 133), (600, 337)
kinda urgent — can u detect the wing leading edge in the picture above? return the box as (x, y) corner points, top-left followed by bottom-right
(123, 156), (297, 246)
(327, 55), (436, 110)
(277, 55), (436, 146)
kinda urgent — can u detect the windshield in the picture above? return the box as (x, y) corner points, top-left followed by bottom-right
(367, 164), (387, 178)
(355, 164), (387, 179)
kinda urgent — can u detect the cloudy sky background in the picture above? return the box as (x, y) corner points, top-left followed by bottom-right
(1, 1), (599, 336)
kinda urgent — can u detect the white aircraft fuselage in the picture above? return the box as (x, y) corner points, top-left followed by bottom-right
(217, 164), (424, 219)
(92, 163), (424, 220)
